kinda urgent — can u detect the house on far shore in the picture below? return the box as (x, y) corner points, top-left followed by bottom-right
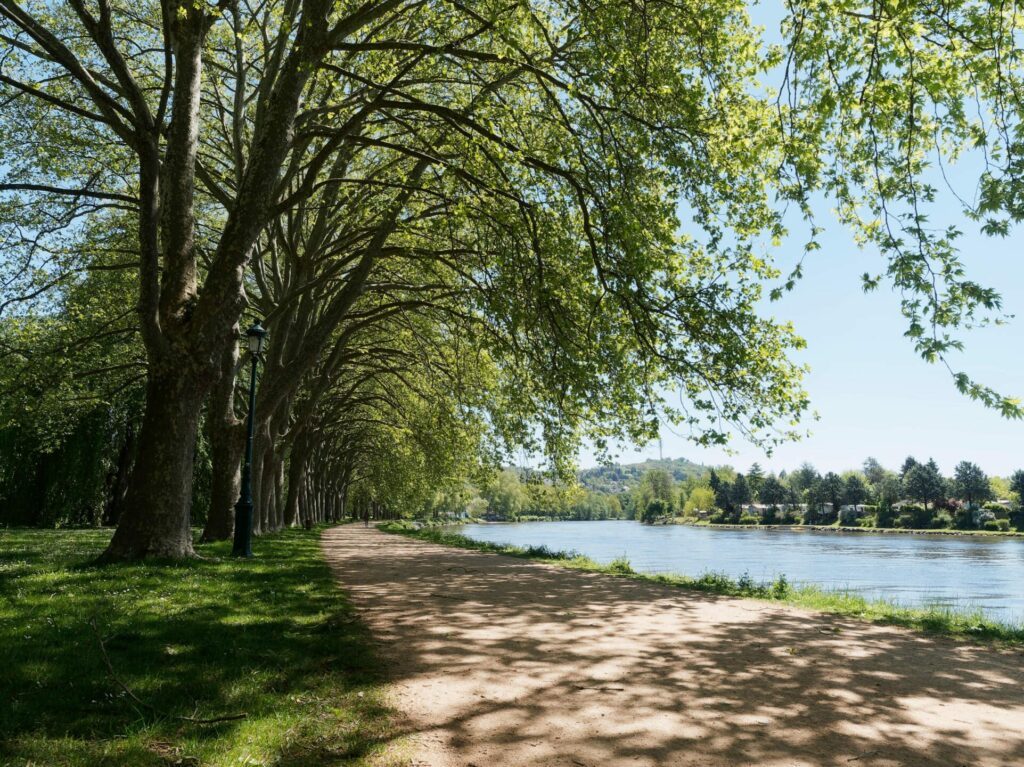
(838, 504), (870, 524)
(741, 503), (802, 519)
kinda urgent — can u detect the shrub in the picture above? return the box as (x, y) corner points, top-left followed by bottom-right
(772, 574), (790, 598)
(954, 508), (976, 530)
(983, 519), (1010, 532)
(738, 514), (760, 525)
(607, 556), (634, 574)
(876, 505), (897, 527)
(737, 571), (755, 591)
(931, 511), (953, 529)
(779, 508), (801, 524)
(641, 498), (669, 525)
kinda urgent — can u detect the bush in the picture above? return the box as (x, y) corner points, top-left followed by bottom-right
(954, 507), (976, 530)
(983, 519), (1010, 532)
(607, 556), (634, 574)
(779, 508), (801, 524)
(772, 574), (790, 598)
(894, 512), (915, 529)
(931, 511), (953, 529)
(640, 498), (669, 525)
(738, 514), (760, 525)
(876, 505), (897, 528)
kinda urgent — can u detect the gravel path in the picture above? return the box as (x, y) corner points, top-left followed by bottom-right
(322, 524), (1024, 767)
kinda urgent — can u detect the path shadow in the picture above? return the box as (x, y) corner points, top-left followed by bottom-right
(323, 526), (1024, 767)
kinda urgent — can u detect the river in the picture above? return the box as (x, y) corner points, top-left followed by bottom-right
(455, 520), (1024, 624)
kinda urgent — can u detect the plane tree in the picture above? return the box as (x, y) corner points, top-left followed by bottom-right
(4, 0), (1024, 556)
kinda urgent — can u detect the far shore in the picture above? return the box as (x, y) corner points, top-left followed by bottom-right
(455, 517), (1024, 538)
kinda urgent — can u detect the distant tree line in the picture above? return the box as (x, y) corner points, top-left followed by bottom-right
(622, 457), (1024, 533)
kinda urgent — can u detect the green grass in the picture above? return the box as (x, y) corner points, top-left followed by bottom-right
(381, 523), (1024, 646)
(0, 527), (408, 767)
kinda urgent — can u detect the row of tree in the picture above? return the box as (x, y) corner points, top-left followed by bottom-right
(2, 2), (1024, 555)
(629, 457), (1024, 531)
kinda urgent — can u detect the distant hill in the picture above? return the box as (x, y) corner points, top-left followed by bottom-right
(578, 457), (708, 494)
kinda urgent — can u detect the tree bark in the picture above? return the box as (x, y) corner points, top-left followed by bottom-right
(100, 369), (206, 560)
(201, 334), (243, 541)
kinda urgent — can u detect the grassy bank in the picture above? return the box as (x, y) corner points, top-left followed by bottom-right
(0, 527), (406, 767)
(380, 522), (1024, 646)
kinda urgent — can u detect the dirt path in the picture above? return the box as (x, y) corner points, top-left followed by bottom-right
(321, 524), (1024, 767)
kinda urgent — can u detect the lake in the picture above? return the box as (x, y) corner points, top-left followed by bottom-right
(455, 520), (1024, 624)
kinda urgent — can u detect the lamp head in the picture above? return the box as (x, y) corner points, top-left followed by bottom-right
(245, 322), (268, 355)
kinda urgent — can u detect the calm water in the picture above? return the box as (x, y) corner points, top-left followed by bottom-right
(456, 521), (1024, 624)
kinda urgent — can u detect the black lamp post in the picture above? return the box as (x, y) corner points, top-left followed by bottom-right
(232, 321), (268, 558)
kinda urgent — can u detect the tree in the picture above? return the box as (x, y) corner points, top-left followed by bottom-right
(1011, 471), (1024, 506)
(842, 475), (869, 507)
(683, 487), (715, 517)
(901, 457), (920, 479)
(747, 463), (765, 497)
(904, 460), (945, 510)
(862, 458), (887, 488)
(820, 473), (844, 522)
(8, 0), (1024, 555)
(731, 474), (752, 509)
(641, 498), (669, 525)
(953, 462), (992, 508)
(789, 463), (820, 495)
(634, 469), (676, 517)
(2, 0), (817, 557)
(758, 475), (788, 509)
(482, 470), (528, 520)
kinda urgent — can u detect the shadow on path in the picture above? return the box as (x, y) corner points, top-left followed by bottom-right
(322, 525), (1024, 767)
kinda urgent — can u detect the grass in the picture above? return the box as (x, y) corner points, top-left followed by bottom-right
(0, 527), (408, 767)
(380, 522), (1024, 646)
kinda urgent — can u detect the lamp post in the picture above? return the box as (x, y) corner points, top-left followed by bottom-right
(232, 322), (268, 558)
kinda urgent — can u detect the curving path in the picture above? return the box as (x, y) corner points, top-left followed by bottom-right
(321, 524), (1024, 767)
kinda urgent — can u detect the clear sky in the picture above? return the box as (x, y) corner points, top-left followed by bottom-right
(580, 200), (1024, 477)
(577, 5), (1024, 478)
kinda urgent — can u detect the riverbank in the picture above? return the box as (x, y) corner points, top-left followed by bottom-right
(381, 523), (1024, 645)
(1, 527), (406, 766)
(672, 520), (1024, 537)
(331, 524), (1024, 767)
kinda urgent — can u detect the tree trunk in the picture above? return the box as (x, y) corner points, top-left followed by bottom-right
(102, 419), (137, 527)
(100, 370), (205, 560)
(201, 334), (243, 541)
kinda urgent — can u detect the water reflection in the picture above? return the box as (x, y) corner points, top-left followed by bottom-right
(455, 521), (1024, 623)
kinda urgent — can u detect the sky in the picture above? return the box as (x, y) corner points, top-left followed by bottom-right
(577, 5), (1024, 477)
(579, 197), (1024, 477)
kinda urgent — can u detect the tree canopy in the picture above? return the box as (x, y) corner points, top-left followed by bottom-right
(2, 0), (1024, 553)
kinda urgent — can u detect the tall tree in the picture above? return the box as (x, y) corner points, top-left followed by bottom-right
(862, 458), (886, 488)
(747, 463), (765, 497)
(758, 475), (788, 509)
(843, 474), (869, 507)
(904, 460), (945, 510)
(820, 472), (844, 520)
(953, 461), (992, 508)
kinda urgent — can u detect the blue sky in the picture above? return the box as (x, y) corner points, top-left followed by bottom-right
(578, 2), (1023, 476)
(575, 5), (1024, 478)
(581, 202), (1024, 477)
